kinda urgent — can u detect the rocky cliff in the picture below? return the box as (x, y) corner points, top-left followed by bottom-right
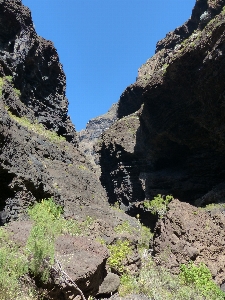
(97, 0), (225, 215)
(0, 0), (115, 223)
(79, 103), (118, 168)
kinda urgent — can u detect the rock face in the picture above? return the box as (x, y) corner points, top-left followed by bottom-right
(152, 199), (225, 286)
(79, 103), (118, 168)
(0, 2), (144, 298)
(0, 0), (76, 143)
(0, 0), (114, 223)
(97, 0), (225, 212)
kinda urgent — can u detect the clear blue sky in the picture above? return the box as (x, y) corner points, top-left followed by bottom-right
(22, 0), (195, 131)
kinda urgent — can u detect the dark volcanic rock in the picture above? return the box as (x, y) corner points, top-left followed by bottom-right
(96, 112), (144, 207)
(0, 0), (121, 225)
(152, 199), (225, 285)
(53, 235), (108, 299)
(97, 0), (225, 211)
(0, 0), (76, 143)
(0, 96), (111, 222)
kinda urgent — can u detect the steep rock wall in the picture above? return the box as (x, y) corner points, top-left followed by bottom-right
(0, 0), (117, 225)
(97, 0), (225, 213)
(0, 0), (76, 143)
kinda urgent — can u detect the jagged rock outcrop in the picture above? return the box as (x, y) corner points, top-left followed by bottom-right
(97, 0), (225, 214)
(0, 0), (76, 143)
(79, 103), (118, 169)
(152, 199), (225, 286)
(0, 0), (114, 223)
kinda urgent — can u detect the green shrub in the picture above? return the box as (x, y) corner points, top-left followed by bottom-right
(118, 255), (210, 299)
(138, 224), (153, 253)
(107, 239), (131, 273)
(5, 75), (13, 82)
(111, 201), (122, 211)
(14, 87), (21, 97)
(0, 228), (28, 299)
(0, 198), (97, 298)
(0, 75), (21, 98)
(114, 220), (133, 234)
(180, 262), (225, 300)
(203, 203), (225, 211)
(26, 198), (63, 282)
(95, 237), (106, 245)
(143, 194), (173, 217)
(0, 77), (4, 95)
(119, 273), (138, 297)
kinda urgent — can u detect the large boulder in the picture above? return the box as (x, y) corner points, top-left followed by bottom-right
(152, 199), (225, 285)
(7, 221), (109, 299)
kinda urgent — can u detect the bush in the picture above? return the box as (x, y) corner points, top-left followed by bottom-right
(114, 220), (134, 234)
(0, 228), (28, 299)
(26, 199), (96, 282)
(0, 198), (97, 298)
(107, 239), (131, 273)
(143, 194), (173, 217)
(138, 224), (153, 253)
(118, 254), (213, 299)
(119, 273), (138, 297)
(180, 262), (225, 300)
(26, 198), (63, 282)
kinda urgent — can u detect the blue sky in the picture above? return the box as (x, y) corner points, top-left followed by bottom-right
(22, 0), (195, 131)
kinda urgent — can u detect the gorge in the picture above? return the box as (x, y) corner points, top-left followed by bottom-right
(0, 0), (225, 299)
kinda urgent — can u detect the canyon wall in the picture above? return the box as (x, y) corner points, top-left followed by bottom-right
(96, 0), (225, 215)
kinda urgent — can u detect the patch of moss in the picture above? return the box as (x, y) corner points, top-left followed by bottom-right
(162, 63), (169, 74)
(114, 220), (134, 234)
(77, 164), (87, 171)
(0, 76), (21, 98)
(6, 109), (66, 143)
(110, 201), (122, 211)
(203, 202), (225, 210)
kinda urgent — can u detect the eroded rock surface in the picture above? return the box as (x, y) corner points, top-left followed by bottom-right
(97, 272), (120, 297)
(152, 199), (225, 285)
(0, 0), (76, 143)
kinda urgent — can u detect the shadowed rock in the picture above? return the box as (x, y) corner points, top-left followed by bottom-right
(0, 0), (114, 223)
(97, 0), (225, 214)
